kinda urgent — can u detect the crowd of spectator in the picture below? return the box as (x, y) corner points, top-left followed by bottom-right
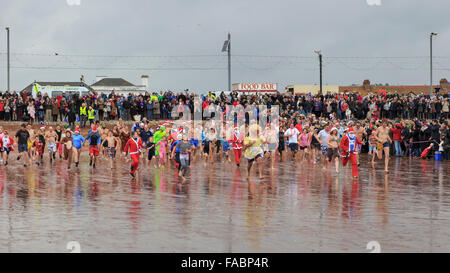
(0, 89), (448, 160)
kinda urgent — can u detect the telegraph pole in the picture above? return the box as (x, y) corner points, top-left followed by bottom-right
(6, 27), (10, 92)
(430, 32), (438, 96)
(315, 50), (322, 95)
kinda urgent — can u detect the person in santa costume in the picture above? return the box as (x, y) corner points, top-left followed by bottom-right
(0, 131), (14, 166)
(339, 127), (362, 179)
(231, 125), (244, 166)
(123, 131), (144, 178)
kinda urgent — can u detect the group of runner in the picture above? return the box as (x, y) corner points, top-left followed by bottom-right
(0, 117), (396, 181)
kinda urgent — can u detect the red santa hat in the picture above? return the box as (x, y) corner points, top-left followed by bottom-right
(75, 128), (80, 133)
(92, 126), (97, 131)
(348, 128), (355, 133)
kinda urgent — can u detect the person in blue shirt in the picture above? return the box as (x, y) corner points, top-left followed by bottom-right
(72, 128), (85, 167)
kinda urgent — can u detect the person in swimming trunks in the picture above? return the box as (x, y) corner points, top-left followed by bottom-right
(263, 122), (278, 169)
(375, 120), (392, 172)
(204, 127), (216, 167)
(102, 131), (118, 169)
(45, 126), (58, 163)
(87, 126), (101, 168)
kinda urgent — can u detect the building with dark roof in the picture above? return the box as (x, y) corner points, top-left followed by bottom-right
(91, 76), (148, 95)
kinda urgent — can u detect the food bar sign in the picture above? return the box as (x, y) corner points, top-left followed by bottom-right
(234, 83), (278, 92)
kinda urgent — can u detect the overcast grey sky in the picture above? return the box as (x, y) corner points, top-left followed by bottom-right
(0, 0), (449, 93)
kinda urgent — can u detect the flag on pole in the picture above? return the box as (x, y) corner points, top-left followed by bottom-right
(222, 39), (230, 52)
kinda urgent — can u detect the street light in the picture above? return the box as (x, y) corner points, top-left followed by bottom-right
(315, 50), (322, 95)
(430, 32), (438, 95)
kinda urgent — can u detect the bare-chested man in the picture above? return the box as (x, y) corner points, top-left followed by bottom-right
(264, 122), (279, 169)
(102, 131), (119, 169)
(354, 122), (367, 166)
(26, 124), (36, 160)
(375, 120), (392, 172)
(45, 126), (58, 163)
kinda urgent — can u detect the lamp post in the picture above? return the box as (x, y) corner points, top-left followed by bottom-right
(221, 33), (231, 92)
(430, 32), (438, 96)
(315, 50), (322, 95)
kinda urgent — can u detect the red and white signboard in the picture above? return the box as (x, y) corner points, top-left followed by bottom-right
(233, 83), (278, 93)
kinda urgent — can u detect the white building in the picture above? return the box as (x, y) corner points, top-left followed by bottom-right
(91, 75), (149, 96)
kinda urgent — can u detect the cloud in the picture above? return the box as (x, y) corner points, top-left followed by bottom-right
(0, 0), (449, 92)
(367, 0), (382, 6)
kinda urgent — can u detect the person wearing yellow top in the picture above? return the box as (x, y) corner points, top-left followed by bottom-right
(79, 103), (87, 128)
(243, 124), (266, 180)
(88, 106), (95, 125)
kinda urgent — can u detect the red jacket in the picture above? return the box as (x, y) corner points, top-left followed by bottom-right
(339, 134), (362, 157)
(390, 127), (402, 141)
(124, 137), (144, 155)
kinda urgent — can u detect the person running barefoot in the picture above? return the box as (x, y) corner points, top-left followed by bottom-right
(375, 120), (392, 172)
(0, 131), (14, 166)
(158, 136), (168, 168)
(175, 135), (193, 182)
(55, 125), (63, 159)
(284, 123), (300, 162)
(26, 124), (35, 162)
(87, 126), (101, 168)
(45, 127), (58, 163)
(102, 131), (118, 169)
(243, 126), (266, 180)
(31, 135), (43, 166)
(15, 123), (30, 167)
(203, 127), (216, 167)
(368, 129), (379, 164)
(339, 128), (362, 179)
(61, 130), (74, 169)
(72, 128), (85, 167)
(123, 131), (144, 178)
(354, 122), (367, 166)
(318, 124), (331, 170)
(327, 127), (340, 174)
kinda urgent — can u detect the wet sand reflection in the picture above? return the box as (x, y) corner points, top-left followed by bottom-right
(0, 154), (449, 252)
